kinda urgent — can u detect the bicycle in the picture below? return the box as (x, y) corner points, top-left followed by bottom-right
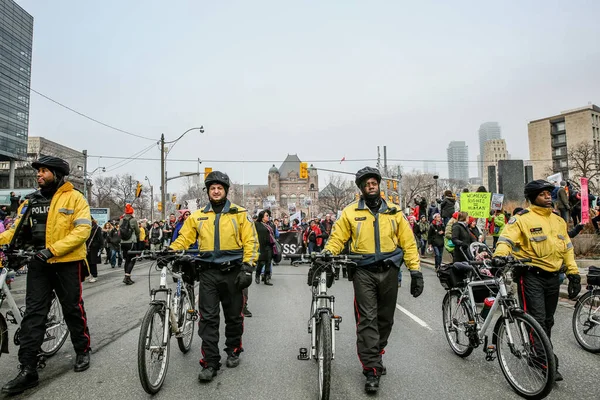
(0, 249), (69, 368)
(285, 253), (362, 400)
(437, 246), (556, 400)
(572, 265), (600, 353)
(131, 249), (199, 394)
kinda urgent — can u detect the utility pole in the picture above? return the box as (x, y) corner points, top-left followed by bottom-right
(82, 149), (88, 201)
(383, 145), (388, 198)
(397, 165), (403, 210)
(160, 133), (166, 220)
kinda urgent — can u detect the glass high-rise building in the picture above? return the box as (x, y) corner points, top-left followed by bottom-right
(0, 0), (33, 162)
(478, 122), (501, 177)
(447, 141), (469, 183)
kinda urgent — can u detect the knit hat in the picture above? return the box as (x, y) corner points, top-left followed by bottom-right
(125, 203), (134, 215)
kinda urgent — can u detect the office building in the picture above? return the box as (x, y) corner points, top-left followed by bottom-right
(0, 0), (34, 187)
(482, 139), (509, 190)
(478, 122), (502, 177)
(447, 141), (469, 183)
(528, 104), (600, 180)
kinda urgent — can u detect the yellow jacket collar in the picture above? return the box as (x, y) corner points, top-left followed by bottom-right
(530, 205), (552, 217)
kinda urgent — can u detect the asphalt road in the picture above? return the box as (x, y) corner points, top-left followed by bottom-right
(0, 258), (597, 400)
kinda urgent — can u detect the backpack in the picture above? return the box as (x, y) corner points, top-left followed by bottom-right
(120, 218), (134, 241)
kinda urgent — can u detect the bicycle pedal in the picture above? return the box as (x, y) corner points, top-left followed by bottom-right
(187, 309), (199, 321)
(334, 315), (342, 330)
(297, 347), (310, 361)
(485, 345), (496, 361)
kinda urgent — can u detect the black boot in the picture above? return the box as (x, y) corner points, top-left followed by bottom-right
(342, 268), (347, 279)
(243, 305), (252, 317)
(364, 371), (380, 394)
(334, 267), (340, 280)
(1, 365), (39, 395)
(255, 272), (260, 284)
(555, 354), (563, 382)
(264, 275), (273, 286)
(74, 351), (90, 372)
(198, 367), (217, 382)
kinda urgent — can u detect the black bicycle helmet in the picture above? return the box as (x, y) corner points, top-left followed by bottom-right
(205, 171), (230, 190)
(31, 156), (71, 176)
(355, 167), (382, 188)
(524, 179), (555, 202)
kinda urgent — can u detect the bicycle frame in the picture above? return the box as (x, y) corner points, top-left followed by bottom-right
(310, 269), (337, 360)
(0, 268), (23, 326)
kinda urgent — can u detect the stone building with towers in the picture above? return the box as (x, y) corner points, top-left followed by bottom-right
(267, 154), (319, 218)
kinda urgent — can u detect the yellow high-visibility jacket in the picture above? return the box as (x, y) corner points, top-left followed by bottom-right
(139, 226), (146, 242)
(0, 182), (92, 263)
(494, 205), (578, 275)
(170, 200), (259, 265)
(324, 199), (420, 271)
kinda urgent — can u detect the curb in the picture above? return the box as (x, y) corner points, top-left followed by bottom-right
(421, 257), (572, 301)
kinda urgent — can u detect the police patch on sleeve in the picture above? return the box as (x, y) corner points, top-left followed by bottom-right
(508, 217), (516, 224)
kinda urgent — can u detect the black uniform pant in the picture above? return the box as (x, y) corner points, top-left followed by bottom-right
(517, 269), (561, 366)
(19, 260), (91, 367)
(121, 242), (137, 274)
(197, 266), (245, 369)
(352, 265), (399, 376)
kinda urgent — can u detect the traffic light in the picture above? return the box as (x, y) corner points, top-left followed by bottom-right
(386, 181), (391, 190)
(299, 162), (308, 179)
(388, 196), (393, 203)
(394, 195), (399, 204)
(135, 181), (142, 198)
(380, 191), (385, 199)
(355, 193), (360, 200)
(171, 194), (177, 203)
(158, 202), (163, 212)
(393, 181), (398, 191)
(204, 167), (212, 176)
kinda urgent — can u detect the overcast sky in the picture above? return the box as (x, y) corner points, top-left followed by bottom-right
(17, 0), (600, 194)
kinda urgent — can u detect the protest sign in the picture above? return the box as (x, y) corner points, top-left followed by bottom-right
(491, 193), (504, 211)
(581, 178), (590, 224)
(459, 192), (491, 218)
(278, 231), (303, 256)
(90, 208), (110, 227)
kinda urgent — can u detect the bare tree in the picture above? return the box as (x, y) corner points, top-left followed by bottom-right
(318, 175), (356, 214)
(401, 172), (436, 208)
(91, 176), (117, 208)
(568, 141), (600, 192)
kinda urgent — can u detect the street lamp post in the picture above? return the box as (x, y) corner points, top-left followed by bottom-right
(433, 174), (439, 200)
(160, 126), (205, 220)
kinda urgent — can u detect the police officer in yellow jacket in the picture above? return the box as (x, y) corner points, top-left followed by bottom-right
(323, 167), (423, 394)
(494, 179), (581, 382)
(0, 156), (92, 395)
(169, 171), (258, 383)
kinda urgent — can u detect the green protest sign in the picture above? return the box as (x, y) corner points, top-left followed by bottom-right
(459, 192), (491, 218)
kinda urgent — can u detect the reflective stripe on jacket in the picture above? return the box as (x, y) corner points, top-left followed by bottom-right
(494, 205), (577, 274)
(0, 182), (92, 263)
(324, 199), (420, 271)
(169, 200), (259, 265)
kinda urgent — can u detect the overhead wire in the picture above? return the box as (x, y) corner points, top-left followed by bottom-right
(103, 142), (158, 173)
(0, 71), (156, 141)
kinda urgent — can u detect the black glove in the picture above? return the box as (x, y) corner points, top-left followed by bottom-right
(320, 249), (333, 261)
(235, 263), (254, 290)
(34, 248), (53, 263)
(410, 270), (424, 298)
(567, 274), (582, 300)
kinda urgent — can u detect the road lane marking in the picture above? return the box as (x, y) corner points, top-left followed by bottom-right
(396, 304), (432, 331)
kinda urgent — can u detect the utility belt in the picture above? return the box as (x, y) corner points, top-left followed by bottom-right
(359, 260), (397, 273)
(525, 265), (560, 278)
(197, 260), (242, 272)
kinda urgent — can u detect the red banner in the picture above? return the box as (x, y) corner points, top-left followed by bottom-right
(581, 178), (589, 224)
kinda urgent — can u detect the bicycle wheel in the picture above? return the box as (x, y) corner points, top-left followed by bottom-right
(39, 296), (69, 357)
(572, 290), (600, 353)
(494, 309), (555, 399)
(317, 312), (332, 400)
(442, 290), (474, 357)
(177, 289), (194, 353)
(138, 304), (170, 394)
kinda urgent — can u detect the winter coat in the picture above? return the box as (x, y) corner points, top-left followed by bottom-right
(9, 195), (20, 213)
(149, 227), (163, 244)
(418, 221), (429, 241)
(556, 187), (569, 210)
(427, 204), (439, 221)
(440, 197), (456, 219)
(120, 214), (140, 244)
(451, 222), (473, 262)
(86, 223), (104, 265)
(428, 222), (445, 248)
(108, 228), (121, 251)
(255, 221), (275, 262)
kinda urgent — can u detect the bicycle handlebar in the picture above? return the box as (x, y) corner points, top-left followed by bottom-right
(284, 253), (363, 261)
(129, 249), (199, 259)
